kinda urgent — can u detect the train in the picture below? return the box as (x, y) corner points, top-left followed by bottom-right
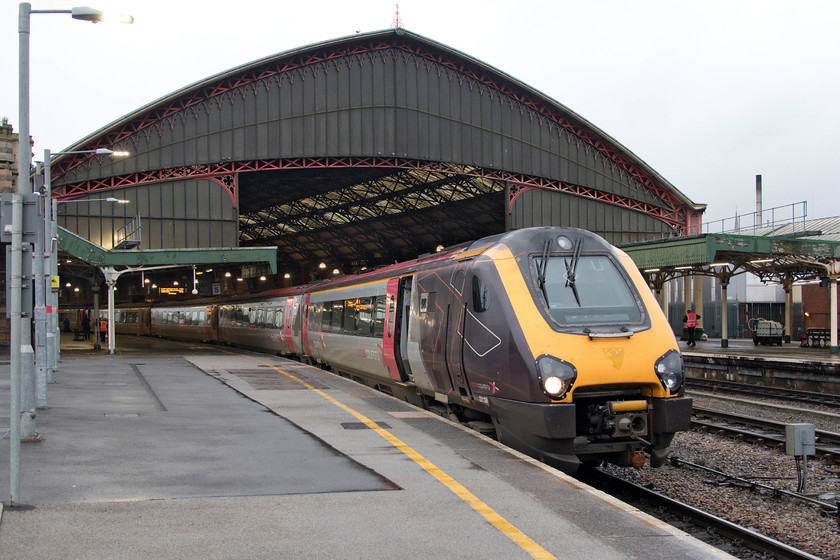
(106, 227), (692, 474)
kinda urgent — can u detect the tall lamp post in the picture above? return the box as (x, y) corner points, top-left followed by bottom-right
(12, 2), (133, 507)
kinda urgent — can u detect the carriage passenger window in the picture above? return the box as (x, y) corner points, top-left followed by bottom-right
(275, 308), (284, 329)
(321, 303), (332, 331)
(327, 301), (341, 333)
(387, 295), (396, 337)
(257, 309), (266, 328)
(373, 295), (386, 338)
(343, 300), (357, 334)
(356, 298), (373, 336)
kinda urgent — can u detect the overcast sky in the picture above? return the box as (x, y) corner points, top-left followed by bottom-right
(3, 0), (838, 225)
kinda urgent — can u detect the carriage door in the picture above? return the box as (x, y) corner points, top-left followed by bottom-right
(302, 293), (313, 356)
(382, 278), (406, 381)
(447, 265), (472, 402)
(284, 296), (295, 353)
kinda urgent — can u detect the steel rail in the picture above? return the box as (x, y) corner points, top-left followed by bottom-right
(691, 407), (840, 459)
(687, 378), (840, 408)
(581, 468), (825, 560)
(668, 456), (839, 514)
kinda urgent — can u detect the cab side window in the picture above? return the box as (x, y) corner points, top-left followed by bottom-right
(472, 275), (491, 313)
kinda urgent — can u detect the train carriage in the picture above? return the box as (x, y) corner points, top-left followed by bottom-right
(218, 297), (289, 354)
(113, 305), (151, 337)
(149, 303), (217, 342)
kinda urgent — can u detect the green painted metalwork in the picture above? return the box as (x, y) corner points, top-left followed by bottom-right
(58, 226), (277, 273)
(621, 234), (840, 270)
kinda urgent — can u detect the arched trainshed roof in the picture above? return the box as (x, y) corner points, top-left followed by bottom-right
(50, 28), (704, 277)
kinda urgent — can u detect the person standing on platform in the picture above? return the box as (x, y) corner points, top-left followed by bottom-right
(683, 309), (700, 347)
(82, 312), (91, 340)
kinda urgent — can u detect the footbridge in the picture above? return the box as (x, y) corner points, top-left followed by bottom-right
(57, 226), (277, 353)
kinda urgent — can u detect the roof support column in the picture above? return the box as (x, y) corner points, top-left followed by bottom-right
(682, 276), (691, 342)
(831, 278), (838, 355)
(693, 274), (703, 336)
(783, 283), (793, 344)
(720, 281), (729, 348)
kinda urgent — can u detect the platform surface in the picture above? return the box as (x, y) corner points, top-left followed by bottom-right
(0, 333), (733, 559)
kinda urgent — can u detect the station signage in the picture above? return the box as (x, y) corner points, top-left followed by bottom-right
(160, 287), (185, 295)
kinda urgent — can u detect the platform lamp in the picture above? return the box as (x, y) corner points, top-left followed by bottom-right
(13, 1), (134, 507)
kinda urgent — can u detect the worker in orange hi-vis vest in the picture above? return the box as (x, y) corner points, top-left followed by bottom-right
(99, 317), (108, 341)
(683, 309), (700, 347)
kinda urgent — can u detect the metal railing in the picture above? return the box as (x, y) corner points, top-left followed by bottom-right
(114, 214), (141, 249)
(687, 201), (808, 237)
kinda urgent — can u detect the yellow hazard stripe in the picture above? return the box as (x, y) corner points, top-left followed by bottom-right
(263, 360), (556, 560)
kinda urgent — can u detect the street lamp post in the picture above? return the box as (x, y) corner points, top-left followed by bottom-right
(12, 1), (133, 507)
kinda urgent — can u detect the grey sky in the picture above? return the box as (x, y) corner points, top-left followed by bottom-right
(3, 0), (838, 225)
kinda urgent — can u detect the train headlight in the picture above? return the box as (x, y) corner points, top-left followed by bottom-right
(536, 355), (577, 399)
(654, 349), (684, 392)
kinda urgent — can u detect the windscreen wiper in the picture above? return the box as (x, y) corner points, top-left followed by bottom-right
(564, 239), (582, 307)
(537, 238), (551, 304)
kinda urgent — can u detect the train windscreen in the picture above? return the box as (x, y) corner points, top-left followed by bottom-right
(532, 254), (643, 326)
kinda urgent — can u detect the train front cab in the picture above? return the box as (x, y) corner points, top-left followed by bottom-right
(461, 228), (692, 473)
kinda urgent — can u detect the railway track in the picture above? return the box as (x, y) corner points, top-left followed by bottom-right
(692, 406), (840, 459)
(686, 378), (840, 409)
(667, 456), (839, 516)
(579, 467), (824, 560)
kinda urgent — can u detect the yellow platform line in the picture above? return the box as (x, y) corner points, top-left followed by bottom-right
(261, 360), (556, 560)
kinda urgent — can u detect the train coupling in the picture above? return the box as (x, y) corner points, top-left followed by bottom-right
(589, 400), (649, 438)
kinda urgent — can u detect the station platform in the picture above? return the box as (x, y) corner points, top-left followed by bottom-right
(678, 336), (840, 363)
(0, 334), (733, 559)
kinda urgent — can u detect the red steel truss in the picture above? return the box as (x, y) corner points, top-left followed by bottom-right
(50, 32), (692, 230)
(53, 156), (688, 232)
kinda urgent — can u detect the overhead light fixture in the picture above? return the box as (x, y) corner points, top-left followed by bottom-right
(332, 269), (340, 275)
(709, 262), (732, 268)
(436, 245), (444, 252)
(644, 268), (660, 273)
(236, 277), (243, 282)
(750, 258), (774, 264)
(224, 272), (232, 278)
(259, 276), (266, 281)
(283, 273), (291, 279)
(675, 266), (693, 270)
(318, 262), (326, 269)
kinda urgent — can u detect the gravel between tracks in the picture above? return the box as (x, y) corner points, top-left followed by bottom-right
(604, 393), (840, 559)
